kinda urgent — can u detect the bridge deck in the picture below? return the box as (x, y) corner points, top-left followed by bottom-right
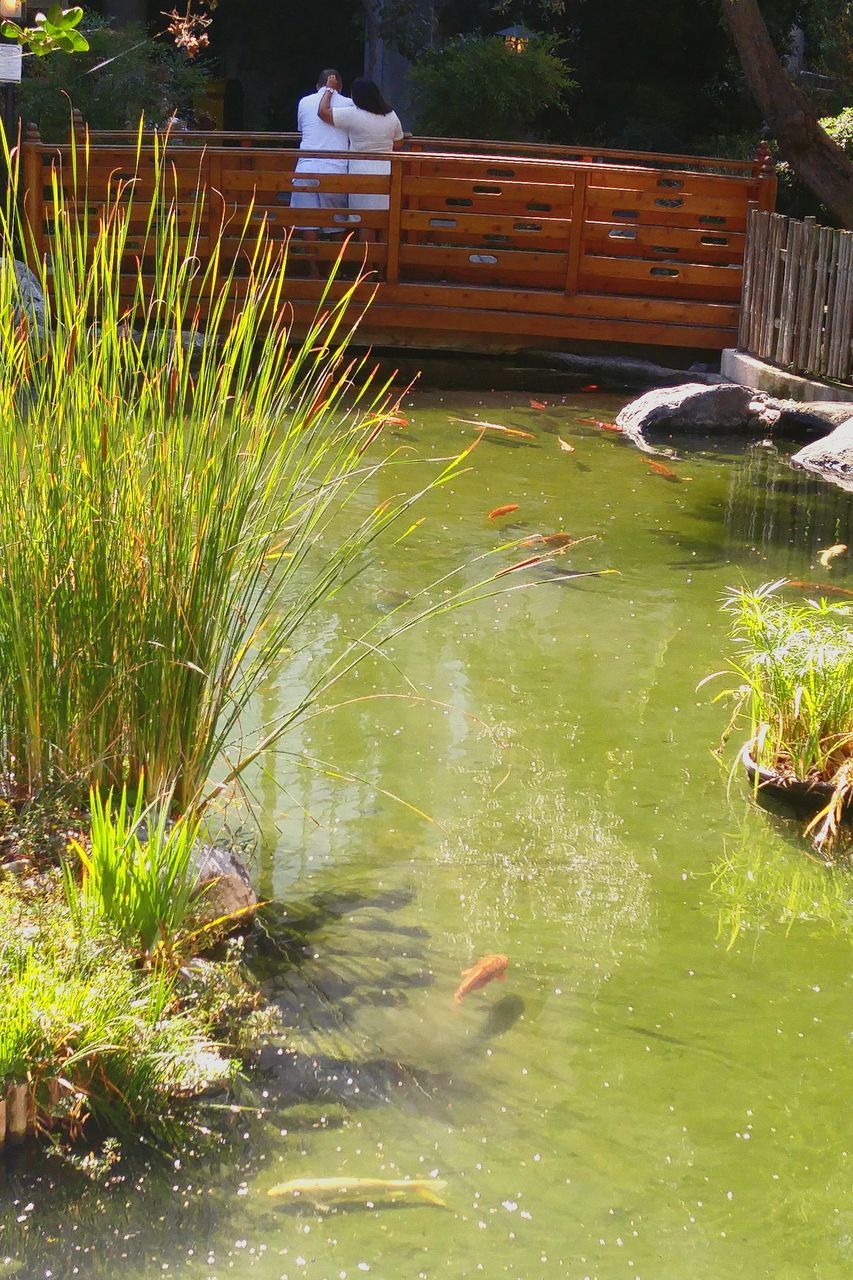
(20, 129), (776, 354)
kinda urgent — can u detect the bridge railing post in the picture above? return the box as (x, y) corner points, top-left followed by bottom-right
(564, 168), (588, 295)
(21, 121), (45, 270)
(385, 151), (404, 285)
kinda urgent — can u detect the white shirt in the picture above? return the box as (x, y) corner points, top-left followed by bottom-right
(331, 105), (404, 154)
(296, 88), (353, 172)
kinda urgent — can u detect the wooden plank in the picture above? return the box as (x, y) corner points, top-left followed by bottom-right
(586, 205), (750, 234)
(399, 243), (567, 280)
(580, 254), (742, 289)
(400, 208), (574, 239)
(220, 172), (389, 195)
(401, 175), (575, 208)
(585, 167), (760, 201)
(584, 223), (745, 265)
(586, 188), (752, 219)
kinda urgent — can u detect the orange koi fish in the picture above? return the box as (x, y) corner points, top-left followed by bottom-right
(596, 420), (622, 433)
(488, 503), (520, 520)
(817, 543), (847, 570)
(451, 417), (536, 441)
(521, 532), (584, 550)
(580, 383), (599, 392)
(453, 954), (509, 1004)
(643, 457), (685, 482)
(529, 398), (548, 410)
(786, 580), (853, 598)
(557, 437), (575, 452)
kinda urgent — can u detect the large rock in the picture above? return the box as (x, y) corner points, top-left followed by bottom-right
(1, 257), (47, 338)
(790, 418), (853, 493)
(614, 383), (774, 447)
(191, 838), (258, 923)
(615, 382), (853, 449)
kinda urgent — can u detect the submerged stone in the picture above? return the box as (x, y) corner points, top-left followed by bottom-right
(790, 419), (853, 493)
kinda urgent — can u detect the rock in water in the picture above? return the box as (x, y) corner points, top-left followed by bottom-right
(790, 419), (853, 493)
(1, 258), (47, 339)
(190, 838), (258, 922)
(615, 382), (853, 451)
(614, 383), (772, 447)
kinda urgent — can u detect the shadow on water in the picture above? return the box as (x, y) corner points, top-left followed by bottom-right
(241, 889), (475, 1127)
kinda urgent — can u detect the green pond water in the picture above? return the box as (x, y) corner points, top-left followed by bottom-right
(4, 386), (853, 1279)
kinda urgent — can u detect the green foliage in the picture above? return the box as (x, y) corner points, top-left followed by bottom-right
(1, 4), (88, 57)
(63, 785), (203, 960)
(707, 581), (853, 782)
(410, 33), (575, 141)
(821, 105), (853, 154)
(19, 18), (208, 140)
(0, 126), (490, 814)
(0, 879), (234, 1138)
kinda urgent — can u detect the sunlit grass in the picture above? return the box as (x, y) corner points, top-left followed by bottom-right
(0, 881), (234, 1139)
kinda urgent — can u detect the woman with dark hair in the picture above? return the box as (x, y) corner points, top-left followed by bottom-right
(318, 76), (403, 239)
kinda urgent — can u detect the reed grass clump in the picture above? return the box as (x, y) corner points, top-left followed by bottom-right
(62, 784), (204, 960)
(708, 581), (853, 848)
(0, 124), (463, 812)
(719, 581), (853, 780)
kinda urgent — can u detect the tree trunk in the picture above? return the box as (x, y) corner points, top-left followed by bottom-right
(720, 0), (853, 226)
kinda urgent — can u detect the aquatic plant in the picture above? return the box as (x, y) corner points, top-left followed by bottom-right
(0, 881), (234, 1140)
(62, 784), (204, 960)
(707, 581), (853, 848)
(0, 124), (475, 812)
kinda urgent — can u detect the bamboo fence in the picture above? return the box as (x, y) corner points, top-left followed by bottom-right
(738, 210), (853, 385)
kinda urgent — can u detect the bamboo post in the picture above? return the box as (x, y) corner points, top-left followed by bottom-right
(777, 216), (802, 367)
(807, 225), (831, 376)
(0, 1096), (5, 1150)
(793, 217), (817, 374)
(749, 211), (771, 356)
(829, 231), (853, 381)
(738, 207), (757, 350)
(564, 169), (588, 295)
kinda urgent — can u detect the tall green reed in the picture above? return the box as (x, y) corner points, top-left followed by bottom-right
(0, 122), (479, 811)
(711, 581), (853, 780)
(63, 784), (203, 958)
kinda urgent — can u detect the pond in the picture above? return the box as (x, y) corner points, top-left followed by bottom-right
(3, 386), (853, 1279)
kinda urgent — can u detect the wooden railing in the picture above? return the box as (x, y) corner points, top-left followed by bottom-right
(738, 210), (853, 384)
(20, 124), (777, 353)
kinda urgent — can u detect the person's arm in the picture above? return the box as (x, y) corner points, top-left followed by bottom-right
(318, 88), (334, 125)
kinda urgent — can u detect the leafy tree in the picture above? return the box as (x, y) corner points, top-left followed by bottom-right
(19, 17), (210, 140)
(720, 0), (853, 224)
(410, 33), (575, 140)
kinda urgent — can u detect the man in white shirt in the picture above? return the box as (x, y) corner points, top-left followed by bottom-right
(291, 69), (353, 253)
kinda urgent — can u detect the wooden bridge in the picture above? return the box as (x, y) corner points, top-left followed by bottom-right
(20, 125), (776, 355)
